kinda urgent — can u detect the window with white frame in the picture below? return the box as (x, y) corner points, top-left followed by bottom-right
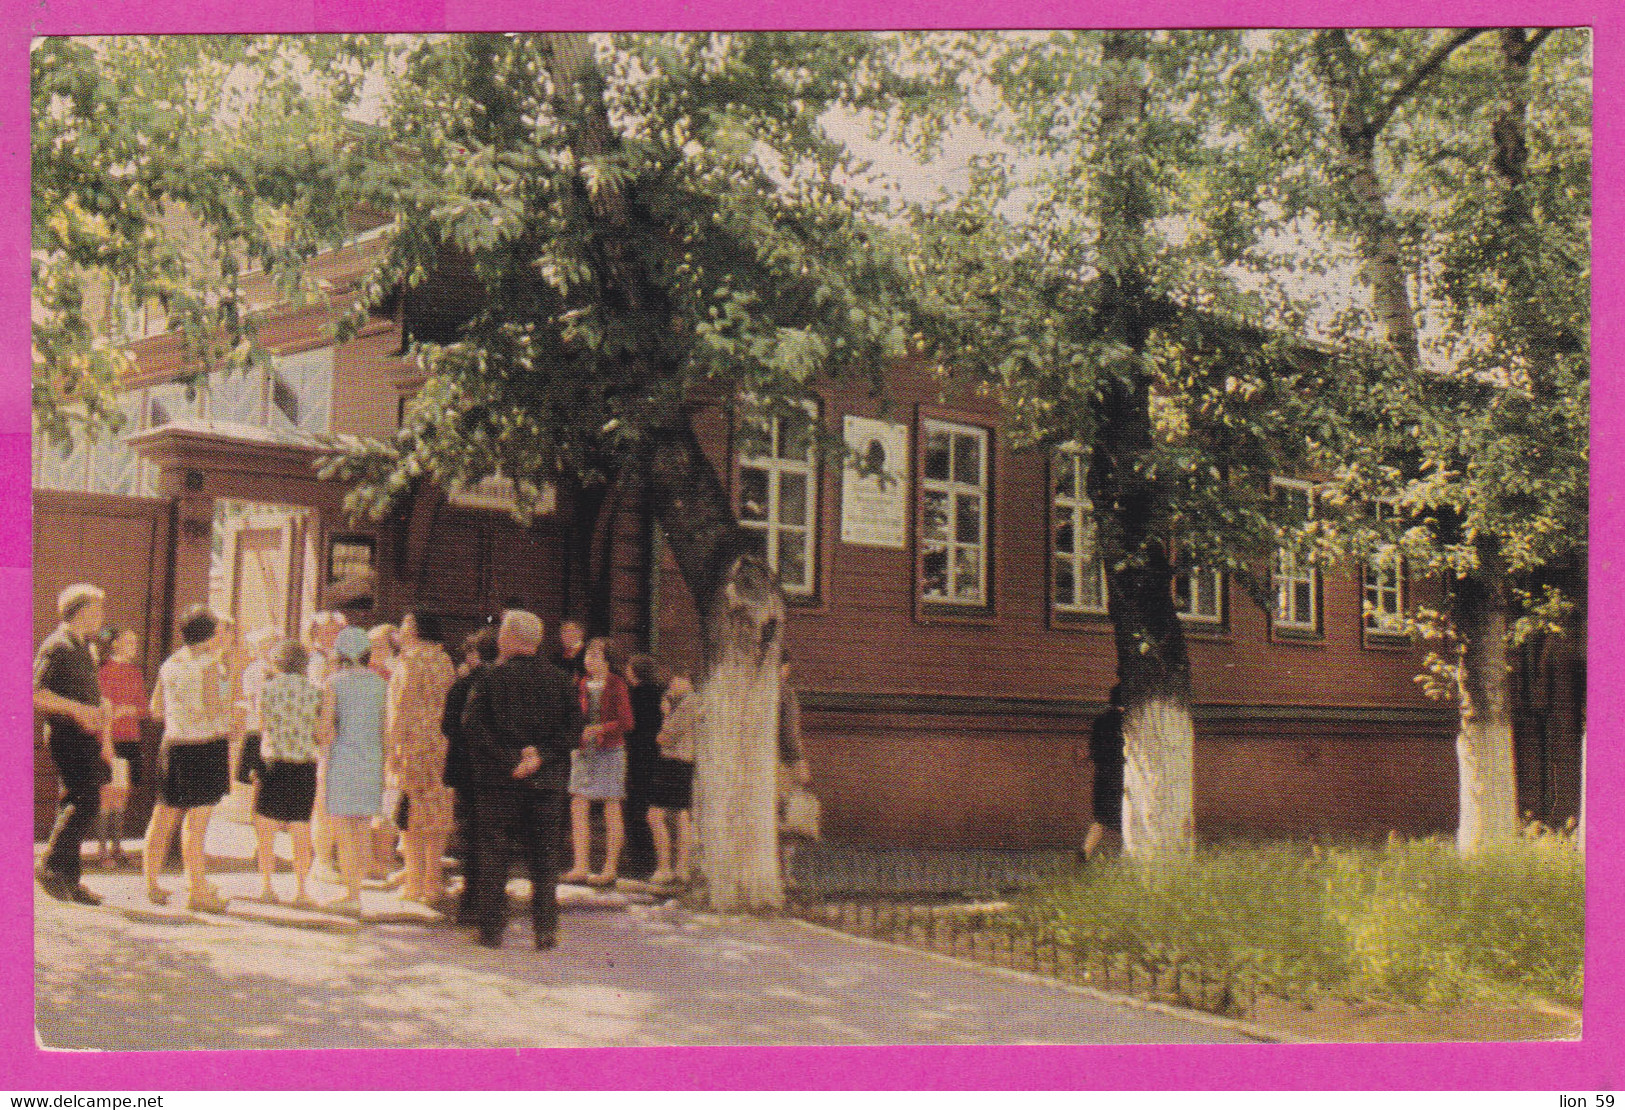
(921, 418), (990, 606)
(1173, 565), (1224, 624)
(1272, 478), (1319, 632)
(736, 403), (818, 596)
(1051, 446), (1107, 615)
(1363, 500), (1406, 635)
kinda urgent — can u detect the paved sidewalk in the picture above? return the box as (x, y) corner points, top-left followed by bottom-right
(34, 792), (1258, 1049)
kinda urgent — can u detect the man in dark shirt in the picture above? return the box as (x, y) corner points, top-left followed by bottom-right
(461, 610), (582, 949)
(442, 625), (499, 923)
(33, 583), (114, 903)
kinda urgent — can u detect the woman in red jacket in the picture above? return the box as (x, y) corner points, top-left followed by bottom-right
(561, 637), (634, 887)
(96, 627), (148, 868)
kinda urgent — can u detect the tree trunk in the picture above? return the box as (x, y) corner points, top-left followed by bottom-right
(559, 478), (609, 626)
(1313, 31), (1530, 854)
(1452, 566), (1520, 852)
(1093, 404), (1196, 855)
(1089, 33), (1198, 856)
(1111, 557), (1197, 854)
(538, 32), (789, 910)
(691, 557), (785, 912)
(641, 418), (786, 911)
(1311, 30), (1423, 368)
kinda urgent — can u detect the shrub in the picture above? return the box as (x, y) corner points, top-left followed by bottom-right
(1006, 829), (1583, 1010)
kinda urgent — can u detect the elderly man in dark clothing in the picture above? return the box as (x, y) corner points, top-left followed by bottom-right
(34, 583), (114, 904)
(461, 610), (582, 950)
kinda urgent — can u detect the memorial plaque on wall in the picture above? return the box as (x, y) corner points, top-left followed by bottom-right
(840, 415), (909, 548)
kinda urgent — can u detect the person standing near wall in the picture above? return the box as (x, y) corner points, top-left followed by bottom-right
(235, 627), (277, 801)
(553, 617), (587, 679)
(649, 674), (698, 887)
(367, 622), (403, 882)
(305, 611), (346, 876)
(34, 583), (113, 905)
(563, 638), (634, 887)
(251, 638), (324, 906)
(387, 611), (458, 905)
(95, 626), (148, 870)
(442, 626), (498, 921)
(144, 606), (233, 911)
(621, 652), (665, 879)
(317, 626), (388, 915)
(1083, 684), (1126, 861)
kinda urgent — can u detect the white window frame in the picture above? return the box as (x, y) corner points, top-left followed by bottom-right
(1272, 477), (1320, 633)
(1363, 499), (1407, 636)
(920, 417), (990, 607)
(1051, 446), (1108, 616)
(1173, 565), (1225, 625)
(736, 401), (819, 597)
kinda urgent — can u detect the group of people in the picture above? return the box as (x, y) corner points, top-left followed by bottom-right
(35, 583), (813, 952)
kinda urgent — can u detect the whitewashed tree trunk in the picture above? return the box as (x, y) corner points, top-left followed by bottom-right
(1121, 696), (1196, 853)
(1455, 577), (1520, 853)
(690, 555), (786, 912)
(1455, 714), (1519, 853)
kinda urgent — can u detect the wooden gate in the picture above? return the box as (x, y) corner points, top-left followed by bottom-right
(33, 490), (175, 840)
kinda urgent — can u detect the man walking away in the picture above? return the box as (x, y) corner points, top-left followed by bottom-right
(34, 583), (113, 904)
(461, 611), (582, 950)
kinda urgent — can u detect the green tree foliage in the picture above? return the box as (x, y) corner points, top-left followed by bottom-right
(327, 33), (924, 534)
(1207, 29), (1589, 848)
(898, 31), (1382, 852)
(31, 35), (363, 443)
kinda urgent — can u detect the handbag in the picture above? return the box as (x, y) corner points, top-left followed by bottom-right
(777, 766), (822, 841)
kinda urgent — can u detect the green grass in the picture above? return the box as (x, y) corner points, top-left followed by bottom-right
(1003, 828), (1584, 1009)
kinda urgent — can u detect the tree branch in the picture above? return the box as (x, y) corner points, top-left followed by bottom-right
(1519, 28), (1555, 65)
(1370, 28), (1488, 135)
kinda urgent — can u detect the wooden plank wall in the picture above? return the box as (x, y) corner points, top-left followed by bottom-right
(649, 364), (1468, 847)
(33, 491), (175, 841)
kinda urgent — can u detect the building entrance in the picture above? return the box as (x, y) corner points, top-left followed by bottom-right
(209, 499), (318, 642)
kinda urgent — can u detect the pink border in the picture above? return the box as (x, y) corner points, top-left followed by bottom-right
(4, 0), (1618, 1091)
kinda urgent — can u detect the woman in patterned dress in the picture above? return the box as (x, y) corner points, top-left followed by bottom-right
(385, 610), (458, 904)
(251, 639), (323, 906)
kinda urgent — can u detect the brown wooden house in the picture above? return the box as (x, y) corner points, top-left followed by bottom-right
(33, 237), (1585, 849)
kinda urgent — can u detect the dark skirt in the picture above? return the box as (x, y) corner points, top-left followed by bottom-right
(159, 737), (230, 810)
(236, 731), (265, 785)
(255, 759), (318, 824)
(643, 756), (694, 811)
(113, 739), (144, 789)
